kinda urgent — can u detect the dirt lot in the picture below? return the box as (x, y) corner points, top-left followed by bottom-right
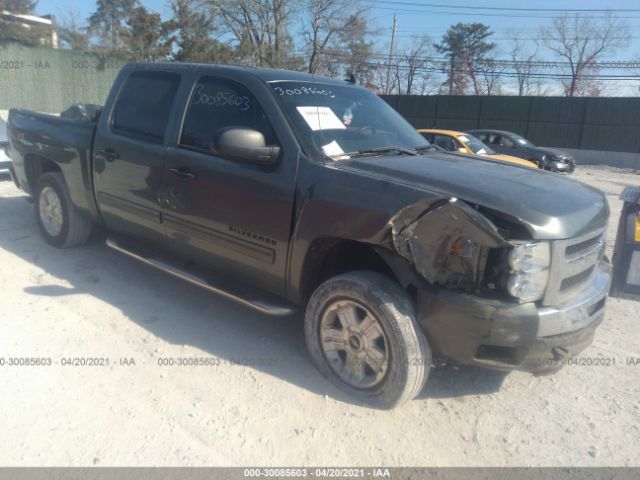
(0, 166), (639, 467)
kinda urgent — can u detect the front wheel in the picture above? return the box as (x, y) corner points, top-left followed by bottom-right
(35, 172), (92, 248)
(305, 271), (431, 409)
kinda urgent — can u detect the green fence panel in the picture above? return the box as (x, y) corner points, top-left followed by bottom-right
(436, 96), (482, 121)
(480, 96), (530, 122)
(383, 94), (640, 153)
(584, 97), (640, 127)
(527, 122), (582, 148)
(0, 43), (126, 112)
(529, 96), (587, 124)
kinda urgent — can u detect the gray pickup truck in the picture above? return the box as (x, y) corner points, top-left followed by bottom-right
(8, 63), (611, 408)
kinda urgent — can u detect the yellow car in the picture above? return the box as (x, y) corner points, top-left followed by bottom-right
(417, 129), (538, 169)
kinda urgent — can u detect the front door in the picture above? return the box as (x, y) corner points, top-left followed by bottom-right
(493, 134), (519, 157)
(162, 76), (298, 296)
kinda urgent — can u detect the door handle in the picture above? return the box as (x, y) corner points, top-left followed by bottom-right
(169, 167), (197, 181)
(98, 148), (120, 162)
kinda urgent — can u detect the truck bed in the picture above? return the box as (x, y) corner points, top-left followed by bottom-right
(8, 109), (101, 220)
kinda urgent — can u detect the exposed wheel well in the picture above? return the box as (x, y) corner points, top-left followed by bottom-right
(300, 238), (408, 303)
(25, 155), (61, 194)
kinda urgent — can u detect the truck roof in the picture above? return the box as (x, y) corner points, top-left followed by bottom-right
(124, 62), (353, 87)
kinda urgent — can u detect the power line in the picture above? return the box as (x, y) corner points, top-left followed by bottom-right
(295, 48), (640, 70)
(369, 7), (640, 19)
(295, 49), (640, 81)
(364, 1), (640, 13)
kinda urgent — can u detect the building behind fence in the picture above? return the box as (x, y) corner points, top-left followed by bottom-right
(381, 94), (640, 154)
(0, 43), (126, 113)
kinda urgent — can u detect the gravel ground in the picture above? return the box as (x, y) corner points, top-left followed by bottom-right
(0, 166), (639, 467)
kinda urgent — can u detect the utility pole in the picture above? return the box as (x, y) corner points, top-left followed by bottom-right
(385, 14), (397, 95)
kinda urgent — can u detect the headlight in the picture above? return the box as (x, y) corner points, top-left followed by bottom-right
(507, 241), (550, 302)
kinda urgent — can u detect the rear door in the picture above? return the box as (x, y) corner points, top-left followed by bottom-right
(493, 134), (520, 156)
(162, 75), (298, 296)
(93, 70), (181, 244)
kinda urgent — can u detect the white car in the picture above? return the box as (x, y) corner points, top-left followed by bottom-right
(0, 118), (11, 174)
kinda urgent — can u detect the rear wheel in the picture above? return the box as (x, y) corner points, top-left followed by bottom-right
(305, 271), (431, 409)
(35, 172), (92, 248)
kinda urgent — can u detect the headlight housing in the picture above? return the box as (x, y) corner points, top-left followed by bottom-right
(507, 241), (550, 302)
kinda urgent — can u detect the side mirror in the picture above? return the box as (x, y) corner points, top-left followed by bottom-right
(212, 127), (280, 165)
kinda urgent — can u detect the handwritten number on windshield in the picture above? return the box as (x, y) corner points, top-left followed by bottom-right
(273, 86), (334, 97)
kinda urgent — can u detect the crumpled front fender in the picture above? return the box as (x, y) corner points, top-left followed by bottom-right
(388, 197), (511, 290)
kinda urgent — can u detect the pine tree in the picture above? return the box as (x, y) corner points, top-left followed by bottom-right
(123, 6), (172, 60)
(88, 0), (138, 53)
(165, 0), (234, 63)
(435, 23), (496, 95)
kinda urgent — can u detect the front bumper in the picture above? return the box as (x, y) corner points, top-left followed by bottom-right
(417, 259), (610, 372)
(548, 159), (575, 173)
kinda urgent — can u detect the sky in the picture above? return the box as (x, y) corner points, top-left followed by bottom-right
(35, 0), (640, 94)
(36, 0), (640, 53)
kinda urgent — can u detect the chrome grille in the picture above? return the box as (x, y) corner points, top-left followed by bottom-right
(543, 229), (605, 307)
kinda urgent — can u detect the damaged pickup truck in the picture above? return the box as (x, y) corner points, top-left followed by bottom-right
(8, 63), (611, 408)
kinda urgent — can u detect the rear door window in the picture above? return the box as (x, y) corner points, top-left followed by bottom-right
(180, 77), (277, 153)
(112, 71), (181, 143)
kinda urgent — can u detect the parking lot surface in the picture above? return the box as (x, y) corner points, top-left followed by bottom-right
(0, 166), (639, 466)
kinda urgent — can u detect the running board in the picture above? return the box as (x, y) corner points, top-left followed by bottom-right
(106, 235), (296, 317)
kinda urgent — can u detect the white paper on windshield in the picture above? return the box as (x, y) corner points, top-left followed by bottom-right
(297, 106), (346, 131)
(458, 135), (470, 142)
(322, 140), (350, 159)
(477, 148), (487, 155)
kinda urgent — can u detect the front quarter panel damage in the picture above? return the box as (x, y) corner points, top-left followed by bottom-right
(389, 197), (511, 291)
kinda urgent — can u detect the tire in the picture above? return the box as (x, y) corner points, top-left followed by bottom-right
(34, 172), (92, 248)
(305, 271), (431, 409)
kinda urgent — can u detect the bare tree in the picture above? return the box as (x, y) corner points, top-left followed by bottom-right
(302, 0), (365, 74)
(393, 35), (437, 95)
(541, 13), (630, 96)
(57, 8), (90, 51)
(475, 58), (503, 95)
(335, 15), (376, 85)
(507, 31), (540, 96)
(210, 0), (293, 68)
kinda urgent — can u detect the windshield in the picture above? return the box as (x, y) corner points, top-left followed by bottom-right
(268, 81), (430, 158)
(456, 134), (495, 155)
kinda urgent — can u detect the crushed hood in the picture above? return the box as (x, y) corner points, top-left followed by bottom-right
(337, 152), (608, 240)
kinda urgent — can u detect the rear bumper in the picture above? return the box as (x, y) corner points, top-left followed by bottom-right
(417, 259), (610, 372)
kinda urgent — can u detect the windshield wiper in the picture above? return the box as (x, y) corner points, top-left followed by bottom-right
(331, 146), (419, 159)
